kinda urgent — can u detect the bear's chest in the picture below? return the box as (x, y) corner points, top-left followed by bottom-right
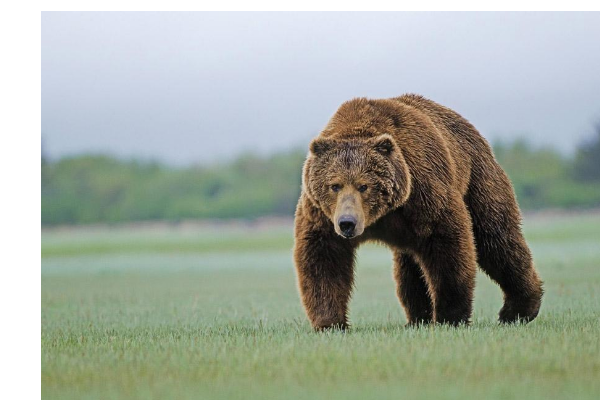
(362, 209), (422, 248)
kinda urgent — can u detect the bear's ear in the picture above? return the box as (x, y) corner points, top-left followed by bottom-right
(373, 134), (395, 155)
(309, 138), (334, 156)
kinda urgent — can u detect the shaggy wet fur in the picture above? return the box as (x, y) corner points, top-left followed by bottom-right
(294, 94), (543, 329)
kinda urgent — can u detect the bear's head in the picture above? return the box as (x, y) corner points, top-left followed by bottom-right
(303, 134), (412, 239)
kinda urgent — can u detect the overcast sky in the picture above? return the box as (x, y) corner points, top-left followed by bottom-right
(42, 12), (600, 165)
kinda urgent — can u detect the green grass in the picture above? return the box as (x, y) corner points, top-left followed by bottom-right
(42, 213), (600, 400)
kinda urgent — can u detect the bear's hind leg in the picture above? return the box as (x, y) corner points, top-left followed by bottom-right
(466, 167), (543, 323)
(393, 250), (433, 326)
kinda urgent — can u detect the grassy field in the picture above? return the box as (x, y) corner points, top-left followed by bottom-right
(42, 213), (600, 400)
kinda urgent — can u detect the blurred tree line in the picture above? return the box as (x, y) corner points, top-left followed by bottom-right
(42, 129), (600, 225)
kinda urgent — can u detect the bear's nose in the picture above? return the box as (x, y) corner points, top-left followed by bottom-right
(338, 215), (357, 237)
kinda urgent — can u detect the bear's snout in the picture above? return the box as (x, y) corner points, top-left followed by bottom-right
(338, 215), (357, 238)
(333, 189), (365, 238)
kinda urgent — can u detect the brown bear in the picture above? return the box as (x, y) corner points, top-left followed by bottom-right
(293, 94), (543, 329)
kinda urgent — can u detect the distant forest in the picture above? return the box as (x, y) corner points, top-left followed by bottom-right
(42, 129), (600, 226)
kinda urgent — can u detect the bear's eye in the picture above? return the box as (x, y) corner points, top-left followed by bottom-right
(331, 184), (341, 192)
(358, 185), (368, 193)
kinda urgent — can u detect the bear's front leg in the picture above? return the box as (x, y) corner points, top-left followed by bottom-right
(294, 212), (356, 330)
(416, 196), (478, 325)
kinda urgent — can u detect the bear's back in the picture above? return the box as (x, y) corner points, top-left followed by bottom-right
(392, 94), (497, 195)
(393, 94), (492, 160)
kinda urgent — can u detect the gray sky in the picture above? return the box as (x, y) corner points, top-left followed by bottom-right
(42, 12), (600, 165)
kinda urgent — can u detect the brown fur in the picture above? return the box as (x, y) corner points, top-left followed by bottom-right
(294, 94), (543, 329)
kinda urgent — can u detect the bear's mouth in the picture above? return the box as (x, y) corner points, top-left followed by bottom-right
(336, 229), (364, 240)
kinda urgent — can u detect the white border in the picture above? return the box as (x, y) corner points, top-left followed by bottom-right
(0, 5), (41, 400)
(36, 2), (600, 12)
